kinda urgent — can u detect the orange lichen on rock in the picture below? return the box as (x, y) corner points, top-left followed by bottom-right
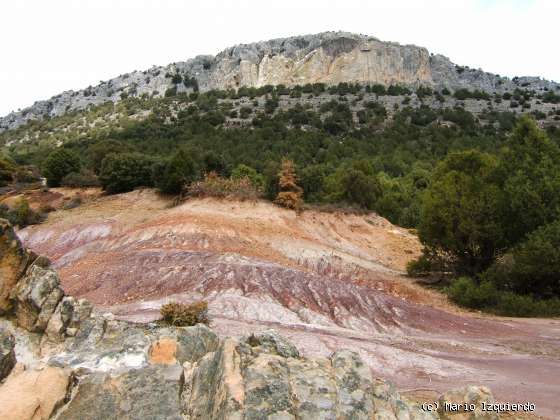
(149, 338), (178, 365)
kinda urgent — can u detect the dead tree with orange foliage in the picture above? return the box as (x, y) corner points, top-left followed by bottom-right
(274, 159), (303, 210)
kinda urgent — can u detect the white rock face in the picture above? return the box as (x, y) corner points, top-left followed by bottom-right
(1, 31), (558, 132)
(208, 35), (433, 89)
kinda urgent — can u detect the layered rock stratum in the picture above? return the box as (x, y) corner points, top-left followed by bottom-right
(1, 31), (558, 131)
(0, 216), (510, 419)
(3, 189), (558, 418)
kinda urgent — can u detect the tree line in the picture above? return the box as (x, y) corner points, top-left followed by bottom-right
(3, 85), (560, 316)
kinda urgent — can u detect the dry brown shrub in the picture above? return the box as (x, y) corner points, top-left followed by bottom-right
(274, 159), (303, 210)
(187, 172), (261, 201)
(160, 301), (210, 326)
(275, 191), (302, 210)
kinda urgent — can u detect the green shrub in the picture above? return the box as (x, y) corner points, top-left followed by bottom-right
(43, 149), (82, 187)
(13, 166), (41, 184)
(418, 150), (504, 275)
(495, 219), (560, 298)
(239, 106), (252, 119)
(369, 84), (386, 95)
(542, 91), (560, 104)
(441, 108), (476, 130)
(87, 140), (134, 174)
(200, 110), (225, 126)
(99, 153), (155, 194)
(164, 86), (177, 97)
(339, 169), (381, 210)
(387, 85), (411, 96)
(299, 165), (326, 201)
(231, 164), (264, 189)
(321, 101), (353, 135)
(406, 254), (433, 277)
(416, 86), (433, 98)
(202, 151), (228, 177)
(264, 97), (279, 114)
(500, 116), (560, 246)
(406, 106), (437, 126)
(183, 76), (199, 92)
(532, 110), (546, 120)
(362, 101), (387, 122)
(445, 277), (498, 309)
(445, 276), (560, 317)
(170, 73), (183, 84)
(0, 155), (16, 186)
(495, 293), (560, 317)
(324, 161), (381, 210)
(454, 89), (490, 101)
(61, 169), (100, 188)
(154, 150), (198, 195)
(0, 199), (46, 228)
(160, 301), (210, 326)
(289, 89), (302, 98)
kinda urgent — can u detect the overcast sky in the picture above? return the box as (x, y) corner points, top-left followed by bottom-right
(1, 0), (558, 116)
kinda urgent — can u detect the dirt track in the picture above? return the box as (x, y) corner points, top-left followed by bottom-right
(18, 189), (560, 418)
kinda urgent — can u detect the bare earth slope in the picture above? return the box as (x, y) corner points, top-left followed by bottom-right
(18, 189), (560, 418)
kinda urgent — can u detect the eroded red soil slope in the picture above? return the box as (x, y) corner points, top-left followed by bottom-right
(19, 189), (560, 418)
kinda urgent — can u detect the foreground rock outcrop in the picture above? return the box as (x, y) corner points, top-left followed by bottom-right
(2, 31), (558, 131)
(0, 328), (15, 380)
(0, 219), (35, 315)
(0, 218), (505, 418)
(0, 366), (71, 420)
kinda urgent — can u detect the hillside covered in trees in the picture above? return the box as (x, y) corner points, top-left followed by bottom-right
(1, 82), (560, 317)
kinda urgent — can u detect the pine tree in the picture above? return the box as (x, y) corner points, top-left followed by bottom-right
(274, 159), (303, 210)
(500, 115), (560, 245)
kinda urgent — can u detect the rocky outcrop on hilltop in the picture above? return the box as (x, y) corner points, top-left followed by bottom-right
(0, 218), (502, 419)
(1, 31), (558, 132)
(208, 33), (434, 89)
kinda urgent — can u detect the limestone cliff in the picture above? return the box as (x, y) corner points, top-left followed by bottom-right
(207, 33), (433, 89)
(1, 31), (558, 132)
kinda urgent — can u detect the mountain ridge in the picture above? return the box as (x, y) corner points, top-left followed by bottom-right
(1, 31), (558, 132)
